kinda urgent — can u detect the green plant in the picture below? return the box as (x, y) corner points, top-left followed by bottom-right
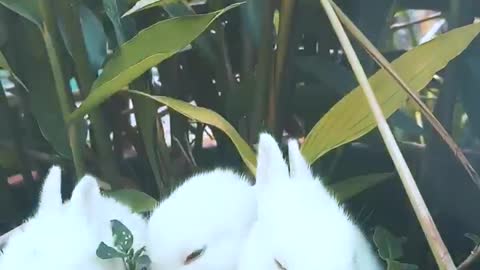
(96, 219), (151, 270)
(2, 0), (480, 268)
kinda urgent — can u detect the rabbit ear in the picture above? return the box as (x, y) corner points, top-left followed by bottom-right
(255, 133), (289, 188)
(288, 139), (313, 179)
(69, 174), (103, 219)
(37, 166), (63, 214)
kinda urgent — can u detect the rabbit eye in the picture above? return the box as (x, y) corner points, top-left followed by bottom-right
(184, 247), (206, 265)
(275, 259), (287, 270)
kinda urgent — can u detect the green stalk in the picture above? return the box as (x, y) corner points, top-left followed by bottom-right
(320, 0), (455, 269)
(57, 0), (122, 186)
(38, 0), (85, 178)
(268, 0), (296, 137)
(249, 0), (274, 142)
(330, 1), (480, 187)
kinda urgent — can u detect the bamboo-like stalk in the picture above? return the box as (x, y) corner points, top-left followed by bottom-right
(249, 0), (274, 142)
(57, 0), (122, 186)
(319, 0), (456, 269)
(330, 1), (480, 190)
(268, 0), (296, 138)
(38, 0), (86, 178)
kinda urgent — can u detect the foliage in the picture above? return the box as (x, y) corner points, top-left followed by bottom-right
(1, 0), (480, 268)
(96, 219), (151, 270)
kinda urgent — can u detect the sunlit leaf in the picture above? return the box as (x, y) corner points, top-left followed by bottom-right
(128, 90), (257, 174)
(123, 0), (186, 17)
(68, 3), (243, 122)
(302, 22), (480, 164)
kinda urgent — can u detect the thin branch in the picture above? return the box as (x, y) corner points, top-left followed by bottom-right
(320, 0), (456, 269)
(391, 12), (443, 31)
(330, 1), (480, 190)
(458, 245), (480, 270)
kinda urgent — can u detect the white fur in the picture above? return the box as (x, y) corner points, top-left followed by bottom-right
(0, 166), (147, 270)
(146, 168), (257, 270)
(238, 133), (383, 270)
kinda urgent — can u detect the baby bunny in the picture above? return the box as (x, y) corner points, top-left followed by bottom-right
(238, 133), (382, 270)
(146, 168), (257, 270)
(0, 166), (147, 270)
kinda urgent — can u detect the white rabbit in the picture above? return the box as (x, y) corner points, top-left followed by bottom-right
(0, 166), (148, 270)
(238, 133), (383, 270)
(146, 168), (257, 270)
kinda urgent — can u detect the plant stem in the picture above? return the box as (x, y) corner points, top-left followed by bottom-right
(268, 0), (296, 138)
(329, 1), (480, 190)
(249, 0), (274, 142)
(320, 0), (455, 269)
(38, 0), (86, 179)
(57, 0), (122, 187)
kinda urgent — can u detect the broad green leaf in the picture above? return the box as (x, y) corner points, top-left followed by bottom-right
(78, 5), (107, 70)
(386, 260), (419, 270)
(111, 219), (134, 252)
(129, 90), (257, 174)
(96, 242), (127, 259)
(301, 22), (480, 164)
(0, 0), (41, 27)
(329, 172), (394, 202)
(373, 226), (407, 261)
(58, 4), (107, 71)
(105, 189), (158, 213)
(68, 3), (243, 122)
(8, 19), (81, 158)
(123, 0), (186, 17)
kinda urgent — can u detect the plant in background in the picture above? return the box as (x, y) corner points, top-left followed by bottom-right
(1, 0), (480, 268)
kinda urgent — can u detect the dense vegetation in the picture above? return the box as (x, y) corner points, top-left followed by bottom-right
(1, 0), (480, 269)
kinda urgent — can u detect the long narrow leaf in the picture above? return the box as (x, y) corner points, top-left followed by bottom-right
(330, 1), (480, 188)
(68, 3), (243, 122)
(128, 90), (257, 174)
(302, 22), (480, 164)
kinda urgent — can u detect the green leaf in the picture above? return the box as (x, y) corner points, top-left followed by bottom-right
(135, 254), (152, 270)
(386, 260), (419, 270)
(0, 0), (42, 27)
(129, 90), (257, 174)
(79, 5), (107, 70)
(111, 219), (134, 252)
(105, 189), (158, 213)
(96, 242), (127, 259)
(329, 172), (394, 202)
(373, 226), (407, 261)
(301, 22), (480, 164)
(465, 233), (480, 246)
(0, 50), (29, 91)
(68, 2), (243, 123)
(123, 0), (185, 17)
(58, 4), (107, 71)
